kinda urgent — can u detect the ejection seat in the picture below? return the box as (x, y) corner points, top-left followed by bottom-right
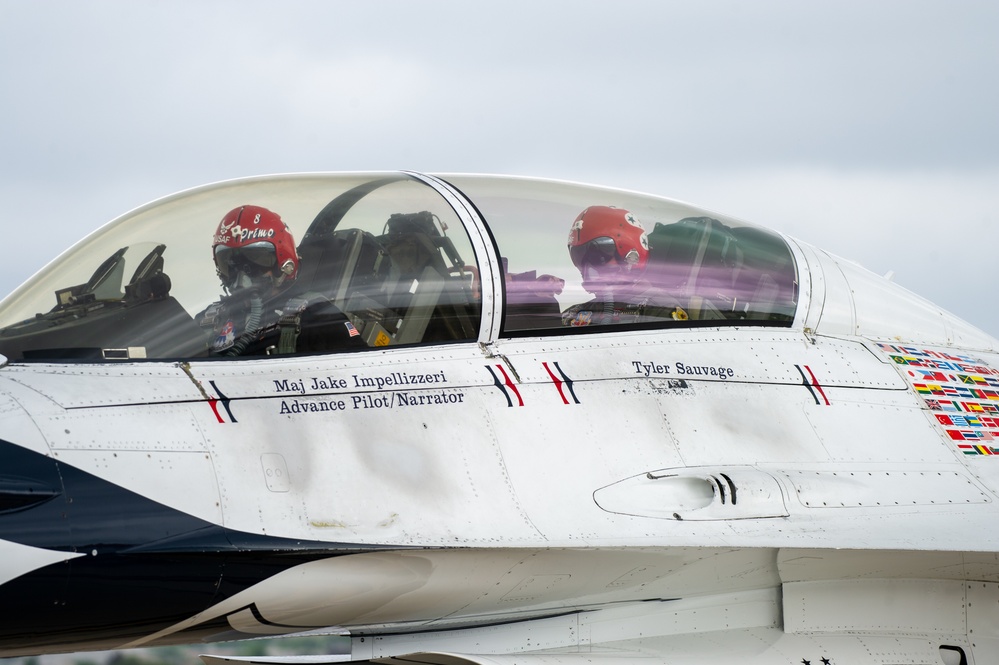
(375, 211), (477, 345)
(296, 176), (478, 347)
(289, 226), (397, 348)
(646, 217), (743, 321)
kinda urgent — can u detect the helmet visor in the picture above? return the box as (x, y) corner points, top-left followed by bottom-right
(569, 236), (618, 270)
(214, 241), (278, 281)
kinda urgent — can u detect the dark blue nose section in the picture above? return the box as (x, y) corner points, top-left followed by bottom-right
(0, 438), (378, 656)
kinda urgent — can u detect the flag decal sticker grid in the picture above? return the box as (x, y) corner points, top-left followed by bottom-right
(881, 343), (999, 455)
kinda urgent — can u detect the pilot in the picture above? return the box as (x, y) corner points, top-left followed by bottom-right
(202, 205), (364, 356)
(562, 206), (685, 327)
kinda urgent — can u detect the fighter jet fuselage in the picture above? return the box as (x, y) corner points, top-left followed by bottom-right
(0, 173), (996, 665)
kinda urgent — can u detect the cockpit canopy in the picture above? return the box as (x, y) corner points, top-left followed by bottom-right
(0, 173), (799, 362)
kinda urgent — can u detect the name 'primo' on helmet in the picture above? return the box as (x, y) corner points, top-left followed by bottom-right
(211, 205), (300, 289)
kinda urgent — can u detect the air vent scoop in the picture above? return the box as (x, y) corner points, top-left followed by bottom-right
(593, 466), (788, 521)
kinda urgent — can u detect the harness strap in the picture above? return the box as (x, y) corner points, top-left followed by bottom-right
(275, 292), (327, 355)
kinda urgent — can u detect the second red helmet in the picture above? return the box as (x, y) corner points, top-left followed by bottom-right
(567, 206), (650, 272)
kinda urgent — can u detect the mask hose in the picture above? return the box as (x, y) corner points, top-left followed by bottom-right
(225, 293), (263, 357)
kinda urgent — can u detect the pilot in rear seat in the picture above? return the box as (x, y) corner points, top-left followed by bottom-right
(201, 205), (365, 356)
(563, 206), (686, 327)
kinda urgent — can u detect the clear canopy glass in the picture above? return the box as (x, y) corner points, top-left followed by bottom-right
(0, 173), (798, 362)
(0, 174), (480, 360)
(444, 175), (798, 334)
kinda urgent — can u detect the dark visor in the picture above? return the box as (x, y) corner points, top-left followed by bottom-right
(569, 236), (618, 269)
(214, 241), (277, 279)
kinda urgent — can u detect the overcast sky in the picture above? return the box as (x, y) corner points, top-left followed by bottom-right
(1, 1), (997, 334)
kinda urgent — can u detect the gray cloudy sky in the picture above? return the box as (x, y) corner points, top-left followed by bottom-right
(1, 1), (997, 333)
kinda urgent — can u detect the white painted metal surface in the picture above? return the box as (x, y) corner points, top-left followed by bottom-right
(0, 172), (996, 665)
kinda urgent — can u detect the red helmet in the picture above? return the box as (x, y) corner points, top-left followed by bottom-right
(212, 206), (299, 289)
(567, 206), (650, 273)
